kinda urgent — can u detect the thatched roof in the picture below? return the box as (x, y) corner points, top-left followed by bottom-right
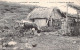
(28, 7), (66, 20)
(68, 3), (80, 10)
(28, 8), (53, 19)
(51, 8), (66, 19)
(67, 14), (80, 19)
(63, 12), (80, 19)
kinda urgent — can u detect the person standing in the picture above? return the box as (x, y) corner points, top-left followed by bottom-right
(31, 28), (35, 35)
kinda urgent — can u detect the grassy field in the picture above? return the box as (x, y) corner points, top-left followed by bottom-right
(0, 1), (39, 37)
(0, 32), (80, 50)
(31, 34), (80, 50)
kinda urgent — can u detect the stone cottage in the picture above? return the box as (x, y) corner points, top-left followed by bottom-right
(27, 7), (66, 29)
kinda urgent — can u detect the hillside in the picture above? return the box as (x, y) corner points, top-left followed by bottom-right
(0, 1), (39, 20)
(0, 1), (39, 36)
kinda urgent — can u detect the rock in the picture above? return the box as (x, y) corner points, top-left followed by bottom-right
(72, 41), (76, 44)
(25, 43), (32, 49)
(8, 41), (17, 46)
(0, 37), (5, 40)
(0, 38), (2, 40)
(32, 44), (37, 47)
(37, 34), (41, 36)
(13, 47), (18, 50)
(44, 32), (49, 35)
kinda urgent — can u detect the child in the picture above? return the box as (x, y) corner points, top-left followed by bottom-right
(31, 28), (35, 35)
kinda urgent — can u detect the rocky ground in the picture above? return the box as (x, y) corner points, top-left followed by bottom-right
(0, 32), (80, 50)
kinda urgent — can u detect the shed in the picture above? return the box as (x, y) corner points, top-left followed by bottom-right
(61, 14), (80, 36)
(27, 8), (53, 28)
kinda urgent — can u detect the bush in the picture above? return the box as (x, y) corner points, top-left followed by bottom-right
(41, 26), (58, 32)
(4, 26), (9, 29)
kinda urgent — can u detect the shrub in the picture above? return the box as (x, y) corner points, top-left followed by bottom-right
(41, 26), (58, 32)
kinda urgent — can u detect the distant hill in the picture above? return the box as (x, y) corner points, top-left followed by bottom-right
(0, 1), (40, 27)
(0, 1), (41, 36)
(0, 1), (39, 19)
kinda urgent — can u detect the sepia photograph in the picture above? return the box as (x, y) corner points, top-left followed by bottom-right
(0, 0), (80, 50)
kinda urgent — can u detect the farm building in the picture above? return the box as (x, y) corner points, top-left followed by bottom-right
(61, 14), (80, 36)
(27, 7), (66, 29)
(51, 8), (66, 29)
(61, 3), (80, 36)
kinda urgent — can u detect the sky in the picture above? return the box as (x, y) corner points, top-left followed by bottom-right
(0, 0), (80, 14)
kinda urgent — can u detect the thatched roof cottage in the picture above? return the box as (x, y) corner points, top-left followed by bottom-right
(27, 7), (65, 28)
